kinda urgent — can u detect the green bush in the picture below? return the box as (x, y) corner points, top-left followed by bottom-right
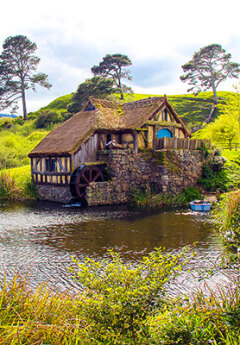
(148, 285), (240, 344)
(213, 190), (240, 250)
(35, 110), (64, 129)
(70, 248), (191, 344)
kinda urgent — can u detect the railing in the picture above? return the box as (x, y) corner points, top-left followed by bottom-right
(155, 137), (211, 150)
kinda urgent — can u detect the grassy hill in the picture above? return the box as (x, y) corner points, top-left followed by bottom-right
(122, 91), (234, 130)
(32, 91), (233, 131)
(0, 90), (235, 171)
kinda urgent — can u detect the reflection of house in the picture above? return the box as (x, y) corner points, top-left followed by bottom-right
(29, 96), (192, 203)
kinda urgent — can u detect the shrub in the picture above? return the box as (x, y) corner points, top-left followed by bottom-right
(35, 110), (64, 129)
(213, 189), (240, 250)
(148, 285), (240, 345)
(70, 248), (192, 344)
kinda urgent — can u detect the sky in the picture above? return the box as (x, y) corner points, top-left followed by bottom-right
(1, 0), (240, 114)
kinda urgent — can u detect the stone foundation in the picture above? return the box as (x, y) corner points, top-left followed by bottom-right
(86, 149), (203, 206)
(37, 185), (72, 203)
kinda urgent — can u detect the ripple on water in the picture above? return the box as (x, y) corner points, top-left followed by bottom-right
(0, 201), (235, 295)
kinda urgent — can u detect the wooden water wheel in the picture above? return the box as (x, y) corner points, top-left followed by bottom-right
(70, 165), (105, 200)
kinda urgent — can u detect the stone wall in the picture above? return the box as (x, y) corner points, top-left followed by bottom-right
(37, 184), (72, 203)
(86, 149), (203, 206)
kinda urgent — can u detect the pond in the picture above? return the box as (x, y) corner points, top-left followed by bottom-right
(0, 200), (231, 294)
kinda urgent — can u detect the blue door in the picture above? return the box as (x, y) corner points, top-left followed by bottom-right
(156, 129), (172, 138)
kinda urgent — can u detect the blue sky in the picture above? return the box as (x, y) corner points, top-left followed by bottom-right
(1, 0), (240, 114)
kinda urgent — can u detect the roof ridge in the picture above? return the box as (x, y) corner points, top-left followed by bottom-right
(123, 97), (164, 109)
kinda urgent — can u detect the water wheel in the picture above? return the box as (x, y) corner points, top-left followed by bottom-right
(70, 165), (105, 201)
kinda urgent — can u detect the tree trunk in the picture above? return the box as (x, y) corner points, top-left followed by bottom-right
(206, 104), (216, 124)
(21, 84), (27, 121)
(116, 73), (124, 100)
(212, 84), (218, 105)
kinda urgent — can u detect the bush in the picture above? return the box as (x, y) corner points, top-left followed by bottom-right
(70, 248), (191, 344)
(213, 190), (240, 250)
(148, 285), (240, 344)
(35, 110), (64, 129)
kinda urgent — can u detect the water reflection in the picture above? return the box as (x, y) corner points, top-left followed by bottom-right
(0, 200), (222, 292)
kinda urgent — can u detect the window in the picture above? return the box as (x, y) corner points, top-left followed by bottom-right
(45, 158), (57, 172)
(106, 134), (112, 143)
(163, 109), (168, 122)
(84, 102), (95, 111)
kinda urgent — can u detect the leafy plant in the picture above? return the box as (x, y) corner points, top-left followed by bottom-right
(70, 248), (191, 344)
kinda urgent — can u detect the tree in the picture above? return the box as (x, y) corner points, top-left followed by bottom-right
(0, 35), (51, 120)
(193, 89), (240, 150)
(91, 54), (132, 100)
(180, 44), (240, 106)
(68, 76), (115, 113)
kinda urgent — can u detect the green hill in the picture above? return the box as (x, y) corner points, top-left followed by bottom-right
(0, 91), (235, 171)
(122, 91), (234, 131)
(31, 91), (234, 131)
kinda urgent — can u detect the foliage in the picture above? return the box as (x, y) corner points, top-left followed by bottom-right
(1, 255), (240, 344)
(91, 54), (132, 100)
(35, 110), (65, 129)
(68, 76), (115, 113)
(193, 90), (240, 149)
(0, 172), (21, 200)
(0, 274), (89, 345)
(221, 149), (240, 190)
(70, 248), (191, 344)
(0, 128), (47, 169)
(213, 189), (240, 250)
(132, 186), (201, 208)
(0, 166), (37, 200)
(0, 35), (51, 120)
(198, 151), (228, 192)
(0, 116), (13, 130)
(148, 285), (240, 344)
(180, 44), (240, 105)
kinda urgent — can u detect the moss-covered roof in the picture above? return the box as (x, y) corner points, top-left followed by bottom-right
(29, 97), (190, 157)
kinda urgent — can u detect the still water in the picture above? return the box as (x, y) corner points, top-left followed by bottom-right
(0, 200), (229, 293)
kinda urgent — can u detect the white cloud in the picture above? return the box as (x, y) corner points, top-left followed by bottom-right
(1, 0), (240, 113)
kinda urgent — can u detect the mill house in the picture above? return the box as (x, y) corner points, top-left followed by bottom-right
(29, 96), (208, 204)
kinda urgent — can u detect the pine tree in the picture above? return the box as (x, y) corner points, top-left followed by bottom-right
(0, 35), (51, 120)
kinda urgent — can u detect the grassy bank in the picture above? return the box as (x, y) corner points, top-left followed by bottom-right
(0, 165), (36, 200)
(132, 186), (201, 208)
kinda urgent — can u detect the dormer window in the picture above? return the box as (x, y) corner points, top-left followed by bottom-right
(84, 102), (95, 111)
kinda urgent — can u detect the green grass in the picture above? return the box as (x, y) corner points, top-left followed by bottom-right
(0, 252), (239, 344)
(123, 91), (234, 130)
(0, 165), (37, 200)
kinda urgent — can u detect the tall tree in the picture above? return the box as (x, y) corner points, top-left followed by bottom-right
(180, 44), (240, 106)
(68, 76), (115, 113)
(0, 35), (51, 120)
(91, 54), (132, 100)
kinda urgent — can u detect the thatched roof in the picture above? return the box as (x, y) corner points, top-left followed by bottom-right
(29, 97), (190, 157)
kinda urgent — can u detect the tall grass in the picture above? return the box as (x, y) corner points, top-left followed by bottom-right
(132, 186), (201, 208)
(0, 268), (239, 344)
(0, 274), (88, 345)
(0, 166), (37, 200)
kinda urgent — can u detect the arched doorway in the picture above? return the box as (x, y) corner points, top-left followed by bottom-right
(156, 128), (172, 138)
